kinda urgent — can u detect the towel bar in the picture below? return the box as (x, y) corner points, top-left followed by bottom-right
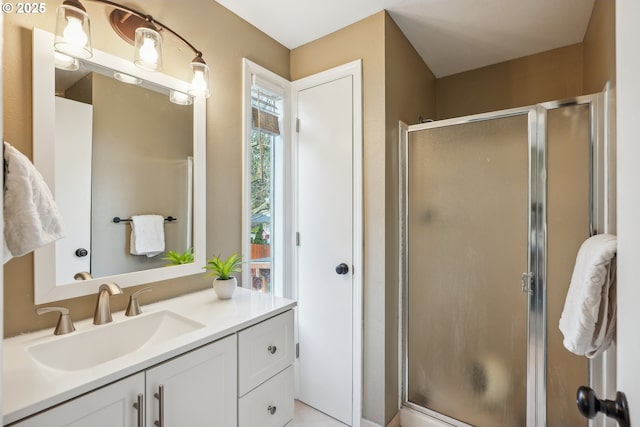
(113, 216), (177, 223)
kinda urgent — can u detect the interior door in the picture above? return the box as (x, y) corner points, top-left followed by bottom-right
(54, 97), (93, 283)
(295, 74), (354, 425)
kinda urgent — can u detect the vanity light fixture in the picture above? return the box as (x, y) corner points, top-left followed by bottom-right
(54, 0), (211, 98)
(169, 90), (193, 106)
(113, 71), (142, 85)
(54, 51), (80, 71)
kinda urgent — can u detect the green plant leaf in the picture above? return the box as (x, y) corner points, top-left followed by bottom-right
(162, 248), (194, 266)
(203, 252), (243, 280)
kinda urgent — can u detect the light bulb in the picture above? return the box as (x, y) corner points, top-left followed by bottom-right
(191, 70), (207, 94)
(63, 16), (88, 47)
(188, 57), (210, 98)
(139, 38), (159, 64)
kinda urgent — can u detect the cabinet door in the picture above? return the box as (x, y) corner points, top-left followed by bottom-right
(146, 335), (237, 427)
(12, 373), (144, 427)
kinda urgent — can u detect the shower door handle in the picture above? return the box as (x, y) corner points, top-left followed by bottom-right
(521, 272), (534, 294)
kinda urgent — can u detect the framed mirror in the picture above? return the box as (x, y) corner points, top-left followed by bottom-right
(32, 28), (206, 304)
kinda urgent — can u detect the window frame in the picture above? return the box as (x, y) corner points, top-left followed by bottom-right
(241, 59), (292, 297)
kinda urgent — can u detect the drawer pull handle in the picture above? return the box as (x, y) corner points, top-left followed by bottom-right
(154, 384), (164, 427)
(133, 393), (144, 427)
(268, 345), (277, 354)
(268, 405), (277, 415)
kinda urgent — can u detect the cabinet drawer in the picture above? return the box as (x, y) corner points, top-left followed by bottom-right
(238, 310), (294, 395)
(238, 365), (294, 427)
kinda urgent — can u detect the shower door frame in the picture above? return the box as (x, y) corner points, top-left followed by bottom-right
(399, 93), (612, 427)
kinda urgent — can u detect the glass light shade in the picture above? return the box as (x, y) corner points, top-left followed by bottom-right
(188, 59), (210, 98)
(54, 51), (79, 71)
(113, 72), (142, 85)
(54, 4), (92, 59)
(169, 90), (193, 105)
(134, 26), (163, 71)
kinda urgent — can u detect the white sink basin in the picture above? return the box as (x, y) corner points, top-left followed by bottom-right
(28, 311), (205, 371)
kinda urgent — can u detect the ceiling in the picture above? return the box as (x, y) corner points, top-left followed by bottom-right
(214, 0), (596, 78)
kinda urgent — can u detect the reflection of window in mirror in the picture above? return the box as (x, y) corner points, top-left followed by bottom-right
(242, 60), (291, 298)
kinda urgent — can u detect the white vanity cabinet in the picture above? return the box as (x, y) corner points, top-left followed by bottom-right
(237, 310), (294, 427)
(146, 334), (237, 426)
(11, 373), (145, 427)
(11, 335), (237, 427)
(4, 290), (296, 427)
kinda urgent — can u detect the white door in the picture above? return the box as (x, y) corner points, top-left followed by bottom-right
(617, 0), (640, 422)
(54, 97), (93, 283)
(295, 66), (361, 426)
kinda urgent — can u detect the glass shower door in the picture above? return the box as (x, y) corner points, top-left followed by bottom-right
(405, 113), (530, 427)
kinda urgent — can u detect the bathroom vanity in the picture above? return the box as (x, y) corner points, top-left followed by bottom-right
(3, 287), (296, 426)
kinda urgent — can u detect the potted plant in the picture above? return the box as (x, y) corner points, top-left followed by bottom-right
(203, 253), (242, 299)
(162, 248), (194, 266)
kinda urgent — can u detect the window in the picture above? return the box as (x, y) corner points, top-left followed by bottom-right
(242, 60), (291, 297)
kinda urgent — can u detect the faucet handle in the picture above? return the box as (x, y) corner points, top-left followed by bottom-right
(125, 287), (152, 317)
(36, 307), (76, 335)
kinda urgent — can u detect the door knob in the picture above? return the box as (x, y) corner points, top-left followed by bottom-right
(576, 386), (630, 427)
(336, 263), (349, 275)
(75, 248), (88, 257)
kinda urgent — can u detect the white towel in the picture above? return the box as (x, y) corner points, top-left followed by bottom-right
(129, 215), (165, 257)
(3, 141), (65, 263)
(559, 234), (617, 358)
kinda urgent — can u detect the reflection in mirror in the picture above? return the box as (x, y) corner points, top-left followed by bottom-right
(54, 63), (194, 284)
(33, 28), (206, 304)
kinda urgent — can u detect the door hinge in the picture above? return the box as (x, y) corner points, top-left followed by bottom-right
(296, 118), (301, 133)
(296, 232), (300, 247)
(296, 343), (299, 358)
(521, 272), (534, 294)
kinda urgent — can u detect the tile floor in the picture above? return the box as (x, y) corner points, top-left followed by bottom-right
(293, 400), (348, 426)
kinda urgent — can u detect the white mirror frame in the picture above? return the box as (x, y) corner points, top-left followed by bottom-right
(32, 28), (206, 304)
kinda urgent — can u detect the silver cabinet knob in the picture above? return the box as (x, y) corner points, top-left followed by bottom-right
(268, 345), (277, 354)
(267, 405), (277, 415)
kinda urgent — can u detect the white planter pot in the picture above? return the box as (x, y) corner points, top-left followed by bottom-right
(213, 277), (237, 299)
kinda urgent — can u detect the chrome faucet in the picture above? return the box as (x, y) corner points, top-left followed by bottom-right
(93, 282), (123, 325)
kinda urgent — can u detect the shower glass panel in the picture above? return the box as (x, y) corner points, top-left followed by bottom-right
(546, 104), (590, 427)
(406, 114), (529, 427)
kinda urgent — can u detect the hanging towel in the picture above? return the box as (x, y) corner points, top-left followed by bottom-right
(130, 215), (165, 257)
(559, 234), (617, 358)
(3, 141), (65, 263)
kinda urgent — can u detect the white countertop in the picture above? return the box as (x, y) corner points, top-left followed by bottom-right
(3, 287), (296, 425)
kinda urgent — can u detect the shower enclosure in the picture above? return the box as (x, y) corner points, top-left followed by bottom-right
(400, 93), (614, 427)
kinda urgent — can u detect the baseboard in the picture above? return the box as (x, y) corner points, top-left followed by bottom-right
(361, 412), (401, 427)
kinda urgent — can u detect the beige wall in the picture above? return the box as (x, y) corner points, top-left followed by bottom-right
(436, 0), (615, 120)
(583, 0), (616, 93)
(3, 0), (290, 337)
(383, 13), (436, 425)
(436, 44), (584, 119)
